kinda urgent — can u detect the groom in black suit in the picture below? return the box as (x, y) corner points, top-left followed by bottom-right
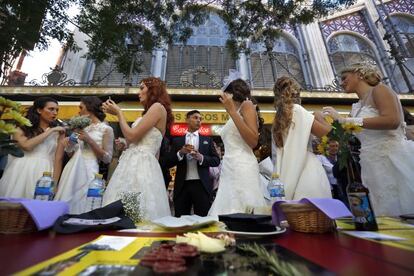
(167, 110), (220, 217)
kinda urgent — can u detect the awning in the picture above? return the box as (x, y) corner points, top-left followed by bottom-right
(18, 101), (354, 124)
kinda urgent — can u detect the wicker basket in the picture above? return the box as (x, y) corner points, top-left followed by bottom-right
(280, 202), (335, 233)
(0, 202), (37, 234)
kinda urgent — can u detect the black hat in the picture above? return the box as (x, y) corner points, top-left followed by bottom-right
(53, 200), (135, 234)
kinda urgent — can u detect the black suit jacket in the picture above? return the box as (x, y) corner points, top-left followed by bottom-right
(166, 135), (220, 199)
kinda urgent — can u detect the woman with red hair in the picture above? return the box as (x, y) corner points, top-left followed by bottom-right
(102, 77), (173, 220)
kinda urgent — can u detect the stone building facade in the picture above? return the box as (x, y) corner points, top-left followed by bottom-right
(60, 0), (413, 93)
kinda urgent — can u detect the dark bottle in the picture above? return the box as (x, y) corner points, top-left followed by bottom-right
(346, 158), (378, 231)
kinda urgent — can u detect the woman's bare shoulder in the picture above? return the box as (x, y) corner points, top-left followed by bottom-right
(147, 102), (166, 113)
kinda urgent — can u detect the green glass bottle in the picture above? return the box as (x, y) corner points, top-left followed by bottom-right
(346, 158), (378, 231)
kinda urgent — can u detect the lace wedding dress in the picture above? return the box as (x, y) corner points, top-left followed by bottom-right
(351, 93), (414, 216)
(209, 113), (267, 216)
(55, 122), (113, 214)
(102, 118), (171, 220)
(0, 132), (59, 198)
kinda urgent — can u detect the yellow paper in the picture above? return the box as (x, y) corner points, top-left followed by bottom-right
(17, 236), (173, 276)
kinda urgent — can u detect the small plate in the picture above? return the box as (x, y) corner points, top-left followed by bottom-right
(151, 215), (217, 231)
(224, 227), (286, 236)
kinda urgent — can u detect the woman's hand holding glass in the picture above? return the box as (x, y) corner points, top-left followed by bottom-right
(115, 137), (127, 151)
(102, 99), (121, 115)
(322, 106), (340, 120)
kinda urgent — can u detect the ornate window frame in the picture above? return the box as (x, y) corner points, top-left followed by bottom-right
(248, 32), (306, 89)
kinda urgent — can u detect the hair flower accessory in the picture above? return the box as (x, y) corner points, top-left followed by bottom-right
(221, 69), (243, 91)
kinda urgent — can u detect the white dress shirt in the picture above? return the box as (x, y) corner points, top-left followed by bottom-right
(316, 154), (337, 186)
(177, 131), (202, 180)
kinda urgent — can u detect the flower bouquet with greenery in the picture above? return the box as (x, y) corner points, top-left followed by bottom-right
(68, 115), (91, 130)
(0, 96), (32, 157)
(318, 116), (362, 170)
(67, 115), (91, 144)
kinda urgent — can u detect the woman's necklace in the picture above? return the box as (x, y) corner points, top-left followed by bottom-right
(354, 87), (373, 117)
(359, 87), (373, 106)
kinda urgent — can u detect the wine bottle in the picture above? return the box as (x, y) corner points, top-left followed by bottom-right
(346, 157), (378, 231)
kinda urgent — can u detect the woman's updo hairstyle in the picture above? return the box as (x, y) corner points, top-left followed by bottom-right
(81, 96), (105, 121)
(341, 62), (382, 86)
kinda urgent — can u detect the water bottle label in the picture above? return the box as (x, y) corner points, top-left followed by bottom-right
(348, 192), (376, 224)
(35, 187), (51, 196)
(69, 133), (79, 144)
(269, 187), (284, 198)
(87, 188), (102, 197)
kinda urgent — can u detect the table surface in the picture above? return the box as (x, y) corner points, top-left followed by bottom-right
(1, 229), (414, 276)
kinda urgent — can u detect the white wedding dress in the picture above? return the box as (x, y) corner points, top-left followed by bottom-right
(55, 122), (113, 214)
(209, 113), (267, 216)
(0, 132), (59, 198)
(102, 118), (171, 220)
(351, 95), (414, 216)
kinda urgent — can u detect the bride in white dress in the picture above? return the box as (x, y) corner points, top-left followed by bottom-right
(54, 96), (114, 214)
(323, 63), (414, 216)
(209, 73), (267, 216)
(101, 77), (173, 220)
(0, 97), (65, 198)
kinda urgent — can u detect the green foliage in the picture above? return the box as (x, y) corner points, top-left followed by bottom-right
(76, 0), (211, 75)
(0, 96), (32, 157)
(322, 119), (362, 170)
(0, 0), (78, 83)
(219, 0), (356, 57)
(76, 0), (355, 76)
(1, 0), (357, 81)
(238, 243), (307, 276)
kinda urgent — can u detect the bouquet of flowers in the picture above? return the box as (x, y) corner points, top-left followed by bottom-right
(0, 96), (32, 157)
(68, 115), (91, 130)
(318, 116), (362, 170)
(67, 115), (91, 144)
(118, 191), (143, 224)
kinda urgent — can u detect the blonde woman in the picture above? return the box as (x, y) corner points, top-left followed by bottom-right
(272, 77), (332, 200)
(323, 63), (414, 216)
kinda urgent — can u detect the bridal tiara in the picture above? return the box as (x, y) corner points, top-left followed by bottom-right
(221, 69), (243, 91)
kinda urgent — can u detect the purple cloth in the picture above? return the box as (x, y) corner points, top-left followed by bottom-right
(272, 198), (352, 226)
(0, 198), (69, 230)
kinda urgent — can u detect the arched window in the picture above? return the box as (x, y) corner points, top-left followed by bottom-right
(165, 14), (236, 88)
(328, 34), (378, 74)
(390, 15), (414, 57)
(389, 15), (414, 92)
(92, 52), (153, 86)
(249, 36), (305, 89)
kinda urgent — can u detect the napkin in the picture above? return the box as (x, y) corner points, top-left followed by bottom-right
(0, 197), (69, 230)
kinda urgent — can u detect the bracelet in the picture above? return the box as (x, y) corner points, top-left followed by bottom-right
(338, 117), (364, 126)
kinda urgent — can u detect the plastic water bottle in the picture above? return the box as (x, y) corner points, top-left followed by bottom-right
(86, 173), (105, 211)
(68, 132), (79, 144)
(34, 172), (55, 200)
(267, 173), (285, 203)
